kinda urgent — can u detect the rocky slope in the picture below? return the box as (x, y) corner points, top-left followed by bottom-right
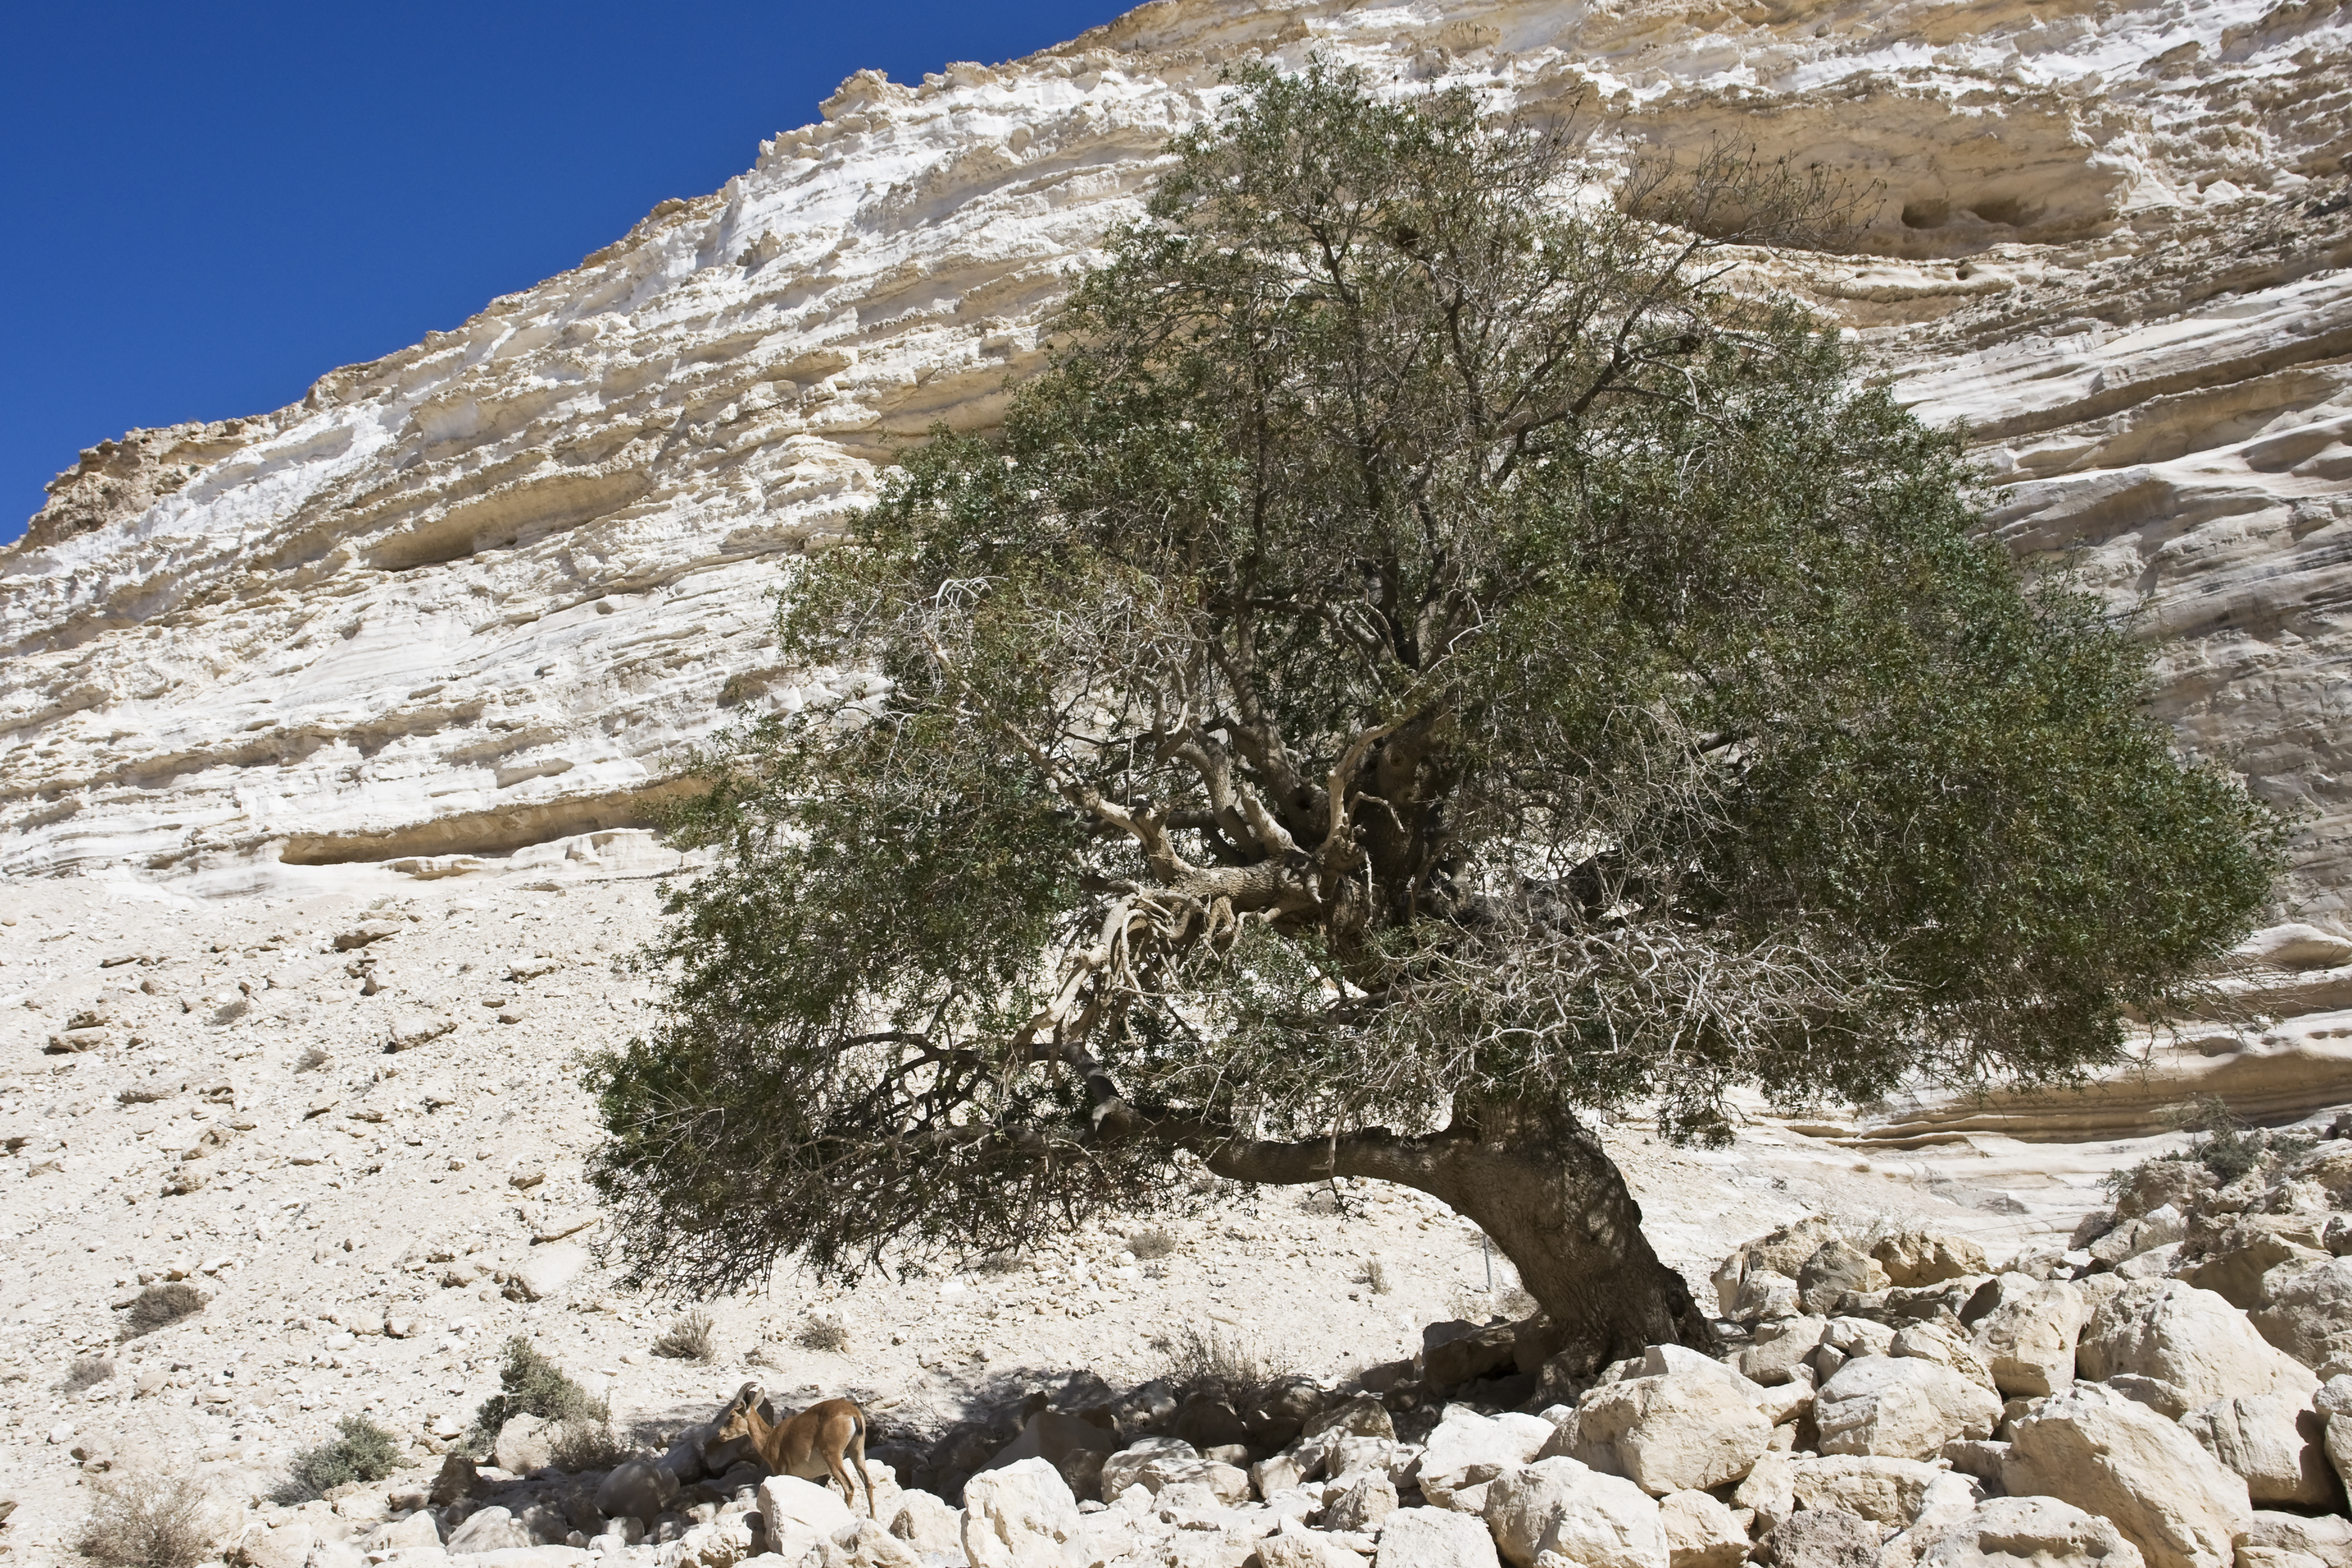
(2, 0), (2347, 906)
(0, 846), (2135, 1561)
(1, 0), (2348, 1140)
(10, 843), (2352, 1568)
(5, 0), (2352, 1552)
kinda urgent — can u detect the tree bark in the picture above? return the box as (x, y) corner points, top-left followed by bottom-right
(1195, 1108), (1712, 1379)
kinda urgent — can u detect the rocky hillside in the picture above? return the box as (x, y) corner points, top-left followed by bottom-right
(4, 0), (2352, 1553)
(1, 852), (2125, 1561)
(26, 959), (2352, 1568)
(1, 0), (2347, 910)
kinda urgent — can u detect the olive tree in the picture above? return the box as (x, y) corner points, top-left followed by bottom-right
(588, 65), (2281, 1370)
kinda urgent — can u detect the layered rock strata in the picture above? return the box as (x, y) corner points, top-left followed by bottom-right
(1, 0), (2350, 1150)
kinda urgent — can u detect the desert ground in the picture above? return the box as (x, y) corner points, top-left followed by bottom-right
(0, 834), (2216, 1561)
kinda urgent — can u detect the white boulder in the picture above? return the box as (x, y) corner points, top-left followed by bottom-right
(2002, 1384), (2252, 1568)
(508, 1242), (591, 1302)
(1484, 1456), (1667, 1568)
(1786, 1454), (1949, 1526)
(1261, 1523), (1373, 1568)
(1417, 1406), (1555, 1508)
(2079, 1279), (2311, 1404)
(2180, 1391), (2339, 1508)
(1968, 1275), (2086, 1397)
(1814, 1356), (1999, 1459)
(759, 1475), (855, 1539)
(1376, 1507), (1503, 1568)
(1568, 1373), (1771, 1495)
(1916, 1496), (2147, 1568)
(961, 1457), (1081, 1568)
(1659, 1489), (1748, 1568)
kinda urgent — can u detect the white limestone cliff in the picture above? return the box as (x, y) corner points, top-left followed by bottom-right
(2, 0), (2348, 931)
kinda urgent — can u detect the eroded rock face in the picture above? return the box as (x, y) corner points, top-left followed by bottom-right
(0, 0), (2347, 1011)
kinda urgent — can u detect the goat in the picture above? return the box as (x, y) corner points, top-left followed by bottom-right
(713, 1381), (877, 1518)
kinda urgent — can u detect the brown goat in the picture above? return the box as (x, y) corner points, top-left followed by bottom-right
(713, 1381), (876, 1518)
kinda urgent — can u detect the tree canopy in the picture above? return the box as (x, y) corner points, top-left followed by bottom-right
(588, 64), (2281, 1360)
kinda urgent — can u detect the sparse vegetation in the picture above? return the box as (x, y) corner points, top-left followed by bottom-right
(2108, 1096), (2316, 1194)
(1127, 1227), (1180, 1261)
(80, 1468), (220, 1568)
(61, 1356), (116, 1392)
(1161, 1324), (1292, 1398)
(1362, 1259), (1394, 1296)
(470, 1336), (609, 1445)
(796, 1316), (850, 1354)
(293, 1046), (332, 1073)
(549, 1418), (632, 1472)
(652, 1309), (718, 1362)
(116, 1282), (204, 1341)
(274, 1415), (402, 1504)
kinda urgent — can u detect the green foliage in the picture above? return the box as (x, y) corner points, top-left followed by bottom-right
(274, 1416), (402, 1504)
(2166, 1096), (2310, 1185)
(470, 1336), (608, 1445)
(591, 62), (2284, 1301)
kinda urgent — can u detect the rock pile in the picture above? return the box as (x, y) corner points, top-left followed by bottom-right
(239, 1175), (2352, 1568)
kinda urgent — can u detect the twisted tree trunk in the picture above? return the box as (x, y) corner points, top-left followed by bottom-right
(1193, 1105), (1712, 1379)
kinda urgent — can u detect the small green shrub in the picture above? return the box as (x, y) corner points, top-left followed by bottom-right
(2106, 1097), (2316, 1196)
(116, 1283), (204, 1341)
(80, 1469), (220, 1568)
(471, 1337), (608, 1445)
(275, 1415), (402, 1504)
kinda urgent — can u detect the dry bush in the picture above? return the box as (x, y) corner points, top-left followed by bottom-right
(80, 1468), (220, 1568)
(1362, 1259), (1394, 1296)
(1162, 1324), (1290, 1397)
(795, 1316), (849, 1354)
(652, 1310), (718, 1362)
(549, 1417), (632, 1471)
(293, 1046), (333, 1074)
(62, 1357), (116, 1391)
(1126, 1227), (1180, 1260)
(117, 1283), (204, 1341)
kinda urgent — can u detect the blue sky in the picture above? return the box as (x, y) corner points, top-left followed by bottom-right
(0, 2), (1132, 546)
